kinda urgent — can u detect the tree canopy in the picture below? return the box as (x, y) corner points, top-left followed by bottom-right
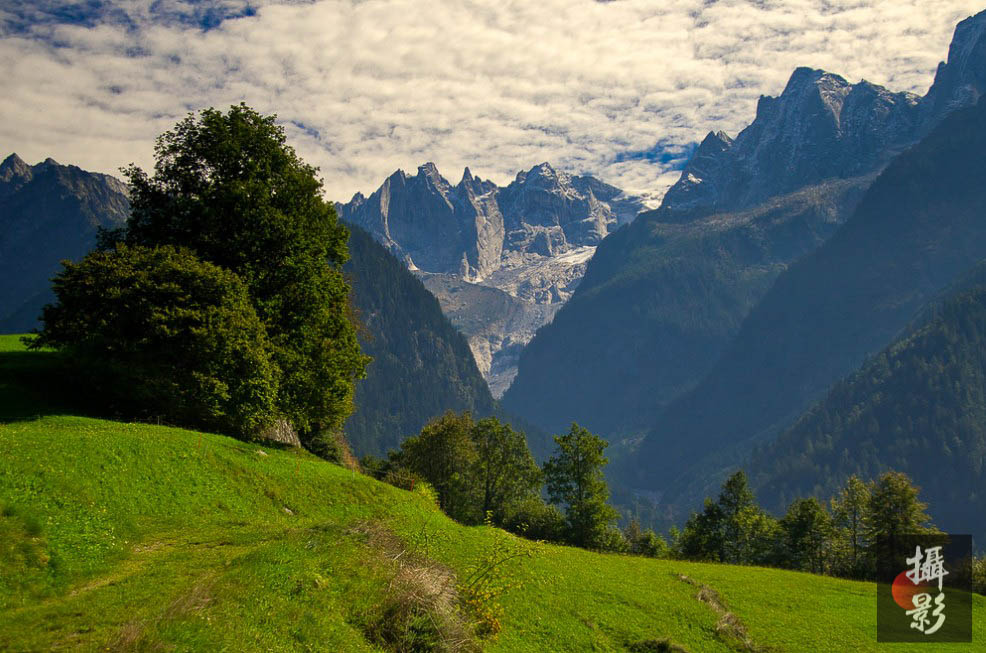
(33, 244), (279, 436)
(543, 423), (620, 549)
(120, 104), (368, 441)
(36, 104), (368, 446)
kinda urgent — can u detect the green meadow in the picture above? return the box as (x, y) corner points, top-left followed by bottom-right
(1, 334), (983, 651)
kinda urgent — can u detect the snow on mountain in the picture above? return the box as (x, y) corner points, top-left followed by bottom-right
(338, 162), (646, 396)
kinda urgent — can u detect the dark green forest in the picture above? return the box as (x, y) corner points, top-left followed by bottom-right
(748, 282), (986, 547)
(343, 224), (497, 456)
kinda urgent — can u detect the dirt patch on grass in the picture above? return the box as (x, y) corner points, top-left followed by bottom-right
(628, 638), (690, 653)
(675, 573), (764, 653)
(348, 520), (478, 653)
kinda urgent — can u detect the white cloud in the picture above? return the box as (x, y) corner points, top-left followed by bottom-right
(0, 0), (981, 204)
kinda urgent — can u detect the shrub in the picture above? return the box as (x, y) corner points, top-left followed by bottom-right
(501, 496), (566, 543)
(31, 244), (279, 437)
(974, 555), (986, 596)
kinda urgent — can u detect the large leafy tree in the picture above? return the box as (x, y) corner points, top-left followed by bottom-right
(121, 104), (368, 441)
(543, 423), (619, 549)
(469, 416), (541, 521)
(399, 411), (478, 521)
(32, 244), (279, 437)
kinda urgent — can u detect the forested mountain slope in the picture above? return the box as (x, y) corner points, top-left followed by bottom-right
(747, 283), (986, 545)
(503, 11), (986, 441)
(641, 96), (986, 507)
(343, 224), (496, 456)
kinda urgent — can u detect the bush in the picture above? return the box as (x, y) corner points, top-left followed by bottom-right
(32, 244), (279, 437)
(501, 497), (566, 543)
(974, 555), (986, 596)
(623, 519), (670, 558)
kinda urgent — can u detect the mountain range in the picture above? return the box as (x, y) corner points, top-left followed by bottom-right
(503, 9), (986, 450)
(645, 93), (986, 520)
(337, 162), (646, 396)
(0, 154), (129, 332)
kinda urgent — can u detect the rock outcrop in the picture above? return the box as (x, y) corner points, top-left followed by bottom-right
(338, 162), (645, 396)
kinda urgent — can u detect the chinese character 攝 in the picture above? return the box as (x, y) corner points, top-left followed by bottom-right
(906, 545), (949, 590)
(903, 545), (947, 635)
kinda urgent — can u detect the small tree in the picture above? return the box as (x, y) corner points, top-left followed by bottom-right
(469, 416), (541, 523)
(678, 471), (778, 565)
(623, 518), (669, 558)
(399, 411), (478, 521)
(830, 475), (872, 577)
(542, 423), (619, 549)
(865, 471), (936, 574)
(780, 497), (833, 573)
(32, 244), (279, 437)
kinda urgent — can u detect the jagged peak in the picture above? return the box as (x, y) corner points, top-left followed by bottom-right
(780, 67), (848, 95)
(516, 162), (558, 185)
(697, 130), (733, 152)
(40, 157), (60, 167)
(415, 162), (452, 190)
(753, 67), (851, 125)
(418, 161), (439, 174)
(0, 152), (31, 182)
(1, 152), (25, 170)
(385, 168), (407, 183)
(920, 9), (986, 129)
(460, 166), (473, 183)
(947, 9), (986, 67)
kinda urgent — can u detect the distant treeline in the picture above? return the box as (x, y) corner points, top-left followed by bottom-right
(365, 414), (985, 595)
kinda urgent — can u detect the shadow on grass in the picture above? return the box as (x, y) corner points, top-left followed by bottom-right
(0, 347), (78, 423)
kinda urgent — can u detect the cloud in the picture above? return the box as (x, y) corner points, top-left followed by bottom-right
(0, 0), (981, 205)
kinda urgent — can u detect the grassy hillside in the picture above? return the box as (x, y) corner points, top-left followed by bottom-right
(1, 335), (982, 652)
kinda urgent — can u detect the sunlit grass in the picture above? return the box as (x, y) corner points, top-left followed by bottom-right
(1, 337), (982, 651)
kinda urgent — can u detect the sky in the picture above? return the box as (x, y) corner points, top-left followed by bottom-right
(0, 1), (982, 205)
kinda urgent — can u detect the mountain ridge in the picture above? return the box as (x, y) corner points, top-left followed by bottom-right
(0, 154), (130, 333)
(503, 9), (986, 443)
(338, 161), (646, 396)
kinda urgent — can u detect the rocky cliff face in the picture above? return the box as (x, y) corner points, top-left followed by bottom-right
(0, 154), (129, 332)
(502, 9), (986, 443)
(662, 9), (986, 221)
(338, 162), (645, 396)
(920, 10), (986, 133)
(660, 69), (921, 218)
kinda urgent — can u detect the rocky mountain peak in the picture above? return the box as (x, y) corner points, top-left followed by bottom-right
(661, 49), (959, 218)
(755, 67), (852, 134)
(0, 153), (32, 187)
(339, 162), (646, 396)
(921, 9), (986, 131)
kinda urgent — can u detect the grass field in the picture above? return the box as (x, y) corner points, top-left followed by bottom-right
(1, 334), (983, 651)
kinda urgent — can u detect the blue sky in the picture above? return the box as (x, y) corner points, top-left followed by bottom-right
(1, 1), (981, 203)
